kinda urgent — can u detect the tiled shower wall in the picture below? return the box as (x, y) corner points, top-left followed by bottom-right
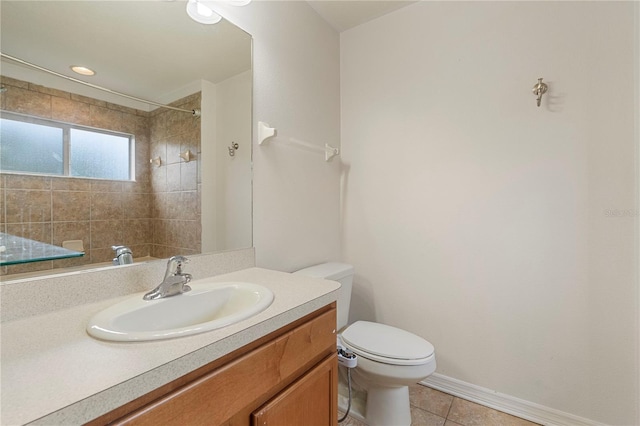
(148, 92), (201, 259)
(0, 76), (201, 275)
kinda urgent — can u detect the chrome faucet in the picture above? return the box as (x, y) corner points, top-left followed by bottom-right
(112, 245), (133, 266)
(143, 256), (193, 300)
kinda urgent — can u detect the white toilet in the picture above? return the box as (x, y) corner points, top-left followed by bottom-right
(295, 263), (436, 426)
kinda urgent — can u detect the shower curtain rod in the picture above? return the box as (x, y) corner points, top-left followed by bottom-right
(0, 52), (201, 117)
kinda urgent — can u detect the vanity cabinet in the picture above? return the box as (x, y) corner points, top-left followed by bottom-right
(88, 304), (338, 426)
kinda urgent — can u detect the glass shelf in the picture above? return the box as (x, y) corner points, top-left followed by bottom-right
(0, 232), (84, 266)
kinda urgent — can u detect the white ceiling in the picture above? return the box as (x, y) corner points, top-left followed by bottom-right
(0, 1), (412, 109)
(307, 0), (416, 32)
(0, 1), (252, 109)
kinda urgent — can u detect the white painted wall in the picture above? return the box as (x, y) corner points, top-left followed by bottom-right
(201, 79), (218, 253)
(215, 70), (252, 251)
(341, 2), (638, 425)
(209, 0), (342, 272)
(202, 72), (252, 253)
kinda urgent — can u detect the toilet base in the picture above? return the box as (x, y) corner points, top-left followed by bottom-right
(337, 358), (432, 426)
(365, 385), (411, 426)
(337, 375), (411, 426)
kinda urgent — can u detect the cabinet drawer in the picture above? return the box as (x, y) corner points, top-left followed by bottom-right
(114, 308), (336, 426)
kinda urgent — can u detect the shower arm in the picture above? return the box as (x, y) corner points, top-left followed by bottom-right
(0, 52), (201, 117)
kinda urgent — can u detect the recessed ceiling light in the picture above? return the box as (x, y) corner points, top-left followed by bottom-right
(70, 66), (96, 76)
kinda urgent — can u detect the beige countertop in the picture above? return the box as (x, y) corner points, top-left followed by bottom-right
(0, 267), (340, 425)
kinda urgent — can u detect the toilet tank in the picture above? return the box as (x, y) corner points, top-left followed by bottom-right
(294, 262), (353, 330)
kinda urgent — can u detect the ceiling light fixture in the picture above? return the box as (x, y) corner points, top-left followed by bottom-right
(186, 0), (222, 25)
(70, 66), (95, 76)
(186, 0), (251, 25)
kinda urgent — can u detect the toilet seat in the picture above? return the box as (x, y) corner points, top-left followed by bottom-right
(341, 321), (435, 366)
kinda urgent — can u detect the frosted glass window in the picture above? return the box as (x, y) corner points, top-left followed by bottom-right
(70, 129), (130, 180)
(0, 118), (64, 175)
(0, 113), (133, 181)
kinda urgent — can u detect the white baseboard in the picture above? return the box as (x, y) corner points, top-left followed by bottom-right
(421, 373), (609, 426)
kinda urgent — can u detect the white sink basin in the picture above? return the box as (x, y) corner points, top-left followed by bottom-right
(87, 281), (274, 342)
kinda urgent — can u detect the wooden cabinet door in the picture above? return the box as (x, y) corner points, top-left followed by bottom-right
(109, 308), (336, 426)
(251, 354), (337, 426)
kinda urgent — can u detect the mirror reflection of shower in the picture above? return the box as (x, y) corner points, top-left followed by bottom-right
(0, 1), (252, 278)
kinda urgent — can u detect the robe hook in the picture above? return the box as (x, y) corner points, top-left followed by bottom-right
(532, 77), (548, 107)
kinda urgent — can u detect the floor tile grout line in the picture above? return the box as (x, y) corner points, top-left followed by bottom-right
(444, 396), (455, 421)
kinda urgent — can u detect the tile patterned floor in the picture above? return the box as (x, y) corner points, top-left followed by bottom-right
(340, 384), (541, 426)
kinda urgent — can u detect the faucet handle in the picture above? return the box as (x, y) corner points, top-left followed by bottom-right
(168, 255), (190, 274)
(112, 245), (132, 255)
(112, 245), (133, 266)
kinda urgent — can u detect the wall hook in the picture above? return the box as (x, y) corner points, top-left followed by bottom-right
(228, 141), (239, 157)
(532, 77), (548, 107)
(150, 156), (162, 167)
(179, 149), (194, 163)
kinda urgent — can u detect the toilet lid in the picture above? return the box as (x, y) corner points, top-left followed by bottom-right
(341, 321), (434, 363)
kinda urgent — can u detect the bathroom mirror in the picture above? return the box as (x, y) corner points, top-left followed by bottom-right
(0, 1), (252, 278)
